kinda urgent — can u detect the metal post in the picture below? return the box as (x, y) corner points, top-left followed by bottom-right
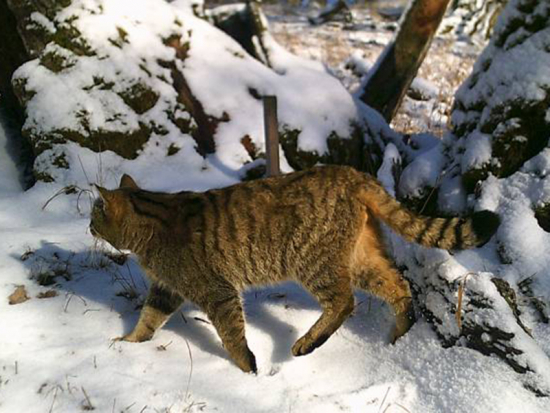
(263, 95), (280, 177)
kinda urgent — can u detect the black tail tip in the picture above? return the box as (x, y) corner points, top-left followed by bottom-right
(471, 210), (500, 244)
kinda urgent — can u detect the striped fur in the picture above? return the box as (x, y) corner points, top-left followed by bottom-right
(90, 166), (499, 373)
(359, 175), (500, 250)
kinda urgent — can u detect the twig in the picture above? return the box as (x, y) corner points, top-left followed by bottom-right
(378, 386), (391, 413)
(76, 188), (94, 215)
(383, 402), (412, 413)
(77, 155), (91, 185)
(42, 186), (78, 210)
(456, 272), (476, 331)
(157, 341), (173, 351)
(123, 402), (136, 412)
(183, 338), (194, 403)
(48, 386), (59, 413)
(81, 386), (94, 410)
(180, 311), (188, 324)
(64, 291), (87, 313)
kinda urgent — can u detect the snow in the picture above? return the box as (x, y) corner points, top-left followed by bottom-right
(1, 190), (548, 413)
(2, 0), (550, 412)
(14, 0), (360, 183)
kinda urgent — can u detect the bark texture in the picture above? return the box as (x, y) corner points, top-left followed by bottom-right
(360, 0), (452, 122)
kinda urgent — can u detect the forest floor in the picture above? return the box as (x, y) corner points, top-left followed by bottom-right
(265, 3), (480, 137)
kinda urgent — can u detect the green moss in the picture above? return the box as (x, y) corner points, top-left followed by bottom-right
(11, 77), (35, 105)
(150, 122), (169, 136)
(53, 21), (93, 56)
(401, 186), (441, 216)
(40, 49), (75, 72)
(280, 127), (321, 170)
(167, 144), (180, 156)
(82, 76), (115, 91)
(109, 26), (129, 49)
(242, 163), (266, 181)
(27, 123), (151, 161)
(462, 98), (550, 192)
(326, 125), (364, 168)
(52, 152), (69, 169)
(167, 106), (197, 137)
(22, 19), (55, 55)
(280, 124), (366, 172)
(34, 171), (55, 183)
(462, 163), (491, 193)
(119, 83), (159, 115)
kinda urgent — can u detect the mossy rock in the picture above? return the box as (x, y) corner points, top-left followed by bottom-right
(452, 0), (550, 193)
(52, 21), (93, 56)
(534, 203), (550, 233)
(280, 124), (366, 172)
(119, 83), (159, 115)
(26, 124), (151, 162)
(40, 48), (76, 72)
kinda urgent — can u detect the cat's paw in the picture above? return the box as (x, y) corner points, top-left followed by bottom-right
(390, 307), (416, 344)
(292, 332), (329, 357)
(112, 331), (152, 343)
(233, 349), (257, 374)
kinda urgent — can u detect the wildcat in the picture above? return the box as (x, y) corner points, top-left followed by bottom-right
(90, 165), (499, 373)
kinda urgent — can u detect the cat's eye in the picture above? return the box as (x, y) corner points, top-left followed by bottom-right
(94, 198), (106, 214)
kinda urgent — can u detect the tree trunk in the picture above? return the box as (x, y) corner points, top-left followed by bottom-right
(0, 0), (36, 186)
(360, 0), (452, 122)
(206, 1), (274, 67)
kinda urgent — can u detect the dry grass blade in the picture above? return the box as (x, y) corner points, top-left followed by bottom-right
(42, 185), (78, 210)
(456, 272), (476, 331)
(378, 386), (391, 413)
(81, 386), (95, 410)
(382, 402), (412, 413)
(42, 184), (95, 215)
(183, 338), (194, 403)
(48, 386), (60, 413)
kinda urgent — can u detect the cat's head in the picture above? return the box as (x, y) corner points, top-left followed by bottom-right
(90, 174), (139, 249)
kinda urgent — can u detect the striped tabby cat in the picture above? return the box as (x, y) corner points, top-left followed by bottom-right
(90, 166), (499, 373)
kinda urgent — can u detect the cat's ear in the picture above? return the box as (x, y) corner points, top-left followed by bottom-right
(94, 185), (115, 204)
(119, 174), (138, 190)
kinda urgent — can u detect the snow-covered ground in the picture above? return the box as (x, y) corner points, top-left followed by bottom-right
(1, 1), (550, 412)
(1, 163), (548, 412)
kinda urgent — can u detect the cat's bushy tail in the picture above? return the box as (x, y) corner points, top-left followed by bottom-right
(360, 177), (500, 250)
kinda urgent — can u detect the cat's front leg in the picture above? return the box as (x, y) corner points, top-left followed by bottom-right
(116, 282), (184, 343)
(195, 283), (257, 374)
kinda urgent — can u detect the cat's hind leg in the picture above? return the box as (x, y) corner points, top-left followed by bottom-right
(118, 282), (184, 342)
(352, 218), (415, 343)
(292, 269), (355, 357)
(354, 260), (415, 343)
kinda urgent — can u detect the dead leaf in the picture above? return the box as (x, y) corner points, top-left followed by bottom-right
(9, 286), (30, 305)
(37, 290), (58, 299)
